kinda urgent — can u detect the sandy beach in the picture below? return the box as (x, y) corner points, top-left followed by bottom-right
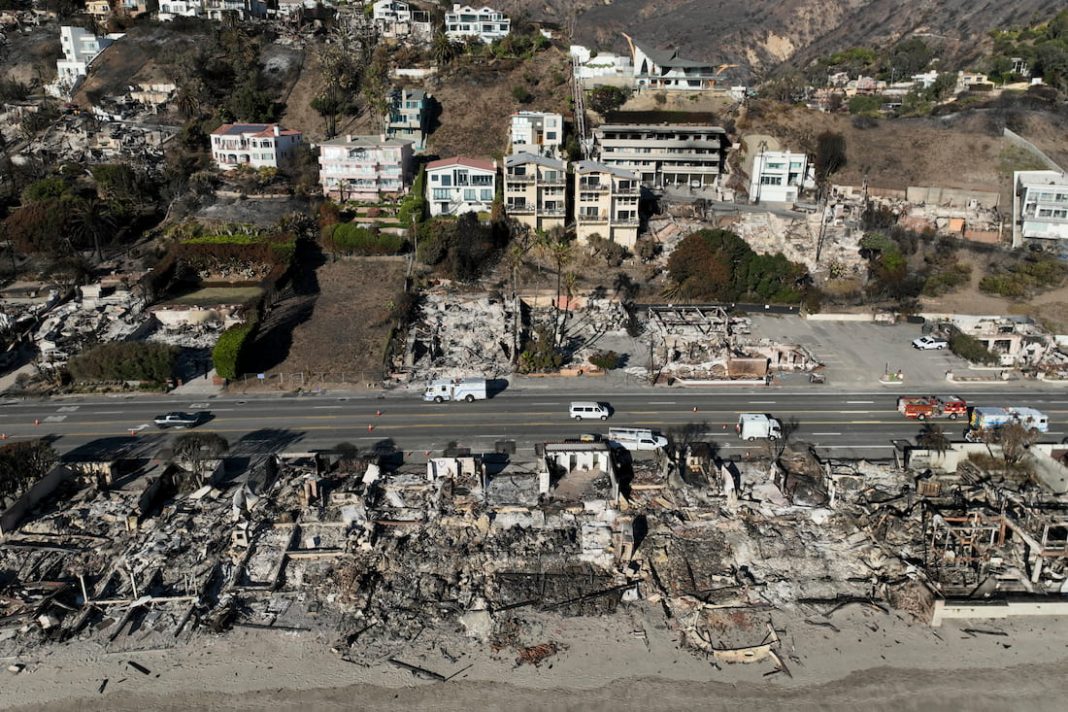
(5, 605), (1068, 711)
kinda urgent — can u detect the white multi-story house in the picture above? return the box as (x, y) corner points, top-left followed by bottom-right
(372, 0), (432, 39)
(504, 153), (567, 232)
(157, 0), (203, 20)
(627, 38), (721, 91)
(385, 88), (431, 152)
(56, 26), (119, 95)
(749, 150), (812, 204)
(509, 111), (563, 159)
(210, 123), (303, 171)
(569, 45), (634, 87)
(445, 4), (510, 44)
(594, 115), (727, 190)
(573, 160), (640, 247)
(203, 0), (268, 21)
(318, 134), (414, 202)
(426, 157), (497, 216)
(1012, 170), (1068, 247)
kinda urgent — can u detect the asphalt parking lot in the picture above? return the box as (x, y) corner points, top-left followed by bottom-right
(749, 315), (970, 388)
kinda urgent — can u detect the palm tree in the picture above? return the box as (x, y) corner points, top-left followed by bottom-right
(431, 31), (457, 67)
(543, 231), (574, 345)
(916, 423), (950, 456)
(69, 198), (114, 262)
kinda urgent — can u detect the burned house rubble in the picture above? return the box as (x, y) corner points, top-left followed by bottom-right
(4, 435), (1068, 672)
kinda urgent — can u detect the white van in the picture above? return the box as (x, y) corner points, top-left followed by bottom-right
(569, 401), (610, 421)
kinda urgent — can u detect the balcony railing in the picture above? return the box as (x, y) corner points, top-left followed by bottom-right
(578, 212), (608, 223)
(507, 204), (534, 214)
(506, 173), (534, 183)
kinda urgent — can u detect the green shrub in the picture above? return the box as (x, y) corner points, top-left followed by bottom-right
(923, 262), (972, 296)
(212, 323), (256, 380)
(511, 85), (533, 103)
(588, 351), (622, 370)
(949, 332), (999, 365)
(847, 94), (883, 115)
(667, 228), (806, 303)
(979, 257), (1067, 298)
(397, 167), (427, 225)
(518, 325), (564, 373)
(327, 223), (406, 255)
(21, 178), (71, 204)
(586, 234), (629, 267)
(68, 342), (178, 383)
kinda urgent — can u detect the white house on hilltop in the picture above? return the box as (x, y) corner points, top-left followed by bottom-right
(749, 150), (812, 204)
(55, 26), (120, 95)
(509, 111), (563, 158)
(1013, 170), (1068, 247)
(445, 4), (510, 44)
(426, 157), (497, 217)
(210, 123), (303, 171)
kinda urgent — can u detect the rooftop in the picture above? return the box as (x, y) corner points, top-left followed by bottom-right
(319, 134), (414, 148)
(634, 42), (714, 70)
(426, 156), (496, 172)
(574, 160), (639, 179)
(212, 123), (302, 138)
(601, 110), (726, 128)
(504, 152), (566, 170)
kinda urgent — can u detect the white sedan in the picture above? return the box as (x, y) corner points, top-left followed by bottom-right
(912, 336), (948, 350)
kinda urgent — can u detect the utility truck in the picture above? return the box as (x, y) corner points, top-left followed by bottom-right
(965, 406), (1049, 441)
(608, 427), (668, 451)
(423, 377), (488, 403)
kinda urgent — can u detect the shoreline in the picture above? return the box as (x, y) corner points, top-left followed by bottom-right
(5, 606), (1068, 711)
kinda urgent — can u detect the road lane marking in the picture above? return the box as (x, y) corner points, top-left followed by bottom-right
(649, 401), (676, 405)
(313, 406), (344, 409)
(190, 403), (210, 409)
(43, 415), (66, 423)
(846, 401), (874, 404)
(748, 401), (776, 404)
(57, 406), (79, 412)
(531, 402), (560, 405)
(812, 432), (842, 436)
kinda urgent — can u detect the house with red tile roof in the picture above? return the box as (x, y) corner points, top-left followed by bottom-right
(210, 123), (303, 171)
(425, 156), (498, 217)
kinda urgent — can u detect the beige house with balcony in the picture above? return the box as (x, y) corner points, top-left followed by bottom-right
(504, 153), (567, 231)
(209, 123), (303, 172)
(318, 134), (414, 201)
(573, 160), (640, 247)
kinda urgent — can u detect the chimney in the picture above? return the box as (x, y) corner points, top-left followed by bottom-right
(273, 125), (280, 137)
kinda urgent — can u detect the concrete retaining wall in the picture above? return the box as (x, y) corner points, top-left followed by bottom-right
(932, 598), (1068, 626)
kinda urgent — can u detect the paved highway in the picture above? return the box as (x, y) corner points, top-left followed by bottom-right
(1, 388), (1066, 461)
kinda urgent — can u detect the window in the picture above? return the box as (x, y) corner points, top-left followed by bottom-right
(464, 189), (476, 201)
(471, 174), (493, 186)
(432, 189), (450, 200)
(580, 207), (600, 218)
(480, 189), (493, 201)
(545, 131), (557, 140)
(760, 176), (783, 186)
(440, 175), (451, 187)
(430, 174), (439, 183)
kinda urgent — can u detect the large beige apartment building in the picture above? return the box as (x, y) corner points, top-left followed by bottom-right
(573, 160), (640, 247)
(594, 112), (726, 190)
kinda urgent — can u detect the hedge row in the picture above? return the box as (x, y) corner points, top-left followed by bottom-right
(328, 223), (406, 255)
(212, 323), (256, 380)
(68, 342), (178, 383)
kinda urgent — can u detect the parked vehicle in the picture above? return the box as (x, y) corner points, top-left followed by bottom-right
(897, 395), (967, 420)
(736, 413), (782, 441)
(966, 406), (1049, 441)
(608, 427), (668, 451)
(912, 336), (948, 350)
(153, 412), (204, 429)
(569, 401), (610, 421)
(423, 377), (488, 403)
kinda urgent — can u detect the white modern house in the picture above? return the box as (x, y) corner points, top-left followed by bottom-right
(509, 111), (563, 158)
(55, 26), (120, 95)
(627, 37), (722, 91)
(569, 45), (634, 87)
(210, 123), (303, 171)
(157, 0), (204, 20)
(445, 4), (510, 44)
(426, 157), (497, 216)
(1012, 170), (1068, 247)
(749, 150), (812, 204)
(318, 134), (414, 201)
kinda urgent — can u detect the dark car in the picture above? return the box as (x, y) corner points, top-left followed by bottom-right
(153, 412), (204, 429)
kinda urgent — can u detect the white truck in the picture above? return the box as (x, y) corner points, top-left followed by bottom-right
(737, 413), (782, 441)
(608, 427), (668, 451)
(423, 377), (488, 403)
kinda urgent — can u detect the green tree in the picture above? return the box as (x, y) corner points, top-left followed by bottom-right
(431, 31), (458, 67)
(68, 198), (115, 261)
(667, 229), (806, 303)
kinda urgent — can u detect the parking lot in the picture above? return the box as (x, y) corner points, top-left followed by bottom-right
(749, 315), (971, 388)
